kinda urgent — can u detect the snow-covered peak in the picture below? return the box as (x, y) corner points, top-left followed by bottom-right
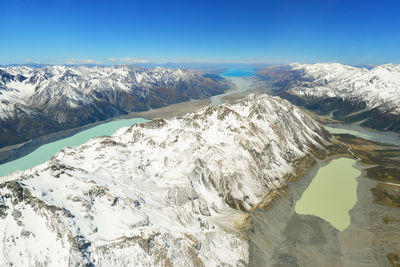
(0, 94), (329, 266)
(274, 63), (400, 113)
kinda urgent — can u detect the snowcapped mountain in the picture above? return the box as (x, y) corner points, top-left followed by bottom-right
(0, 65), (227, 148)
(0, 94), (330, 266)
(257, 63), (400, 132)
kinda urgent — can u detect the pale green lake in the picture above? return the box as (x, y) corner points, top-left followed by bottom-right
(0, 117), (148, 177)
(295, 158), (361, 231)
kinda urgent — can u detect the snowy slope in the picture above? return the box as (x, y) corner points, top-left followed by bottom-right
(0, 94), (330, 266)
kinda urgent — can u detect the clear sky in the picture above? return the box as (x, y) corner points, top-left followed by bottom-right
(1, 0), (400, 65)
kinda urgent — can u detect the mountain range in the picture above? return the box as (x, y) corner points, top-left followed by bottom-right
(257, 63), (400, 133)
(0, 65), (227, 148)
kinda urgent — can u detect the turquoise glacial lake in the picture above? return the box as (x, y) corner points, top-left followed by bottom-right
(221, 68), (255, 77)
(0, 117), (148, 177)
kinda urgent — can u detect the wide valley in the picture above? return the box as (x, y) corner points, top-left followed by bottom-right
(1, 68), (400, 266)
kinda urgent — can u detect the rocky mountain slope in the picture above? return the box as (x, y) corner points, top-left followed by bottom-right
(257, 63), (400, 132)
(0, 65), (227, 148)
(0, 94), (331, 266)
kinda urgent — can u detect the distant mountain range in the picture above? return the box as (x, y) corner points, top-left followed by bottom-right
(257, 63), (400, 133)
(1, 62), (271, 69)
(0, 65), (228, 148)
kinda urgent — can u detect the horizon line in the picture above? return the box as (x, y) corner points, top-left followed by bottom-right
(0, 61), (387, 68)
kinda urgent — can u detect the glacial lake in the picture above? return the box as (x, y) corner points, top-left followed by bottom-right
(295, 158), (361, 231)
(221, 68), (254, 77)
(0, 117), (148, 177)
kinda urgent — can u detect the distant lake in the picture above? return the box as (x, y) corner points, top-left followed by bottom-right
(221, 68), (255, 77)
(324, 123), (400, 145)
(0, 117), (148, 177)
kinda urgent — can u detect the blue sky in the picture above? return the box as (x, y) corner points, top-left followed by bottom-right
(1, 0), (400, 65)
